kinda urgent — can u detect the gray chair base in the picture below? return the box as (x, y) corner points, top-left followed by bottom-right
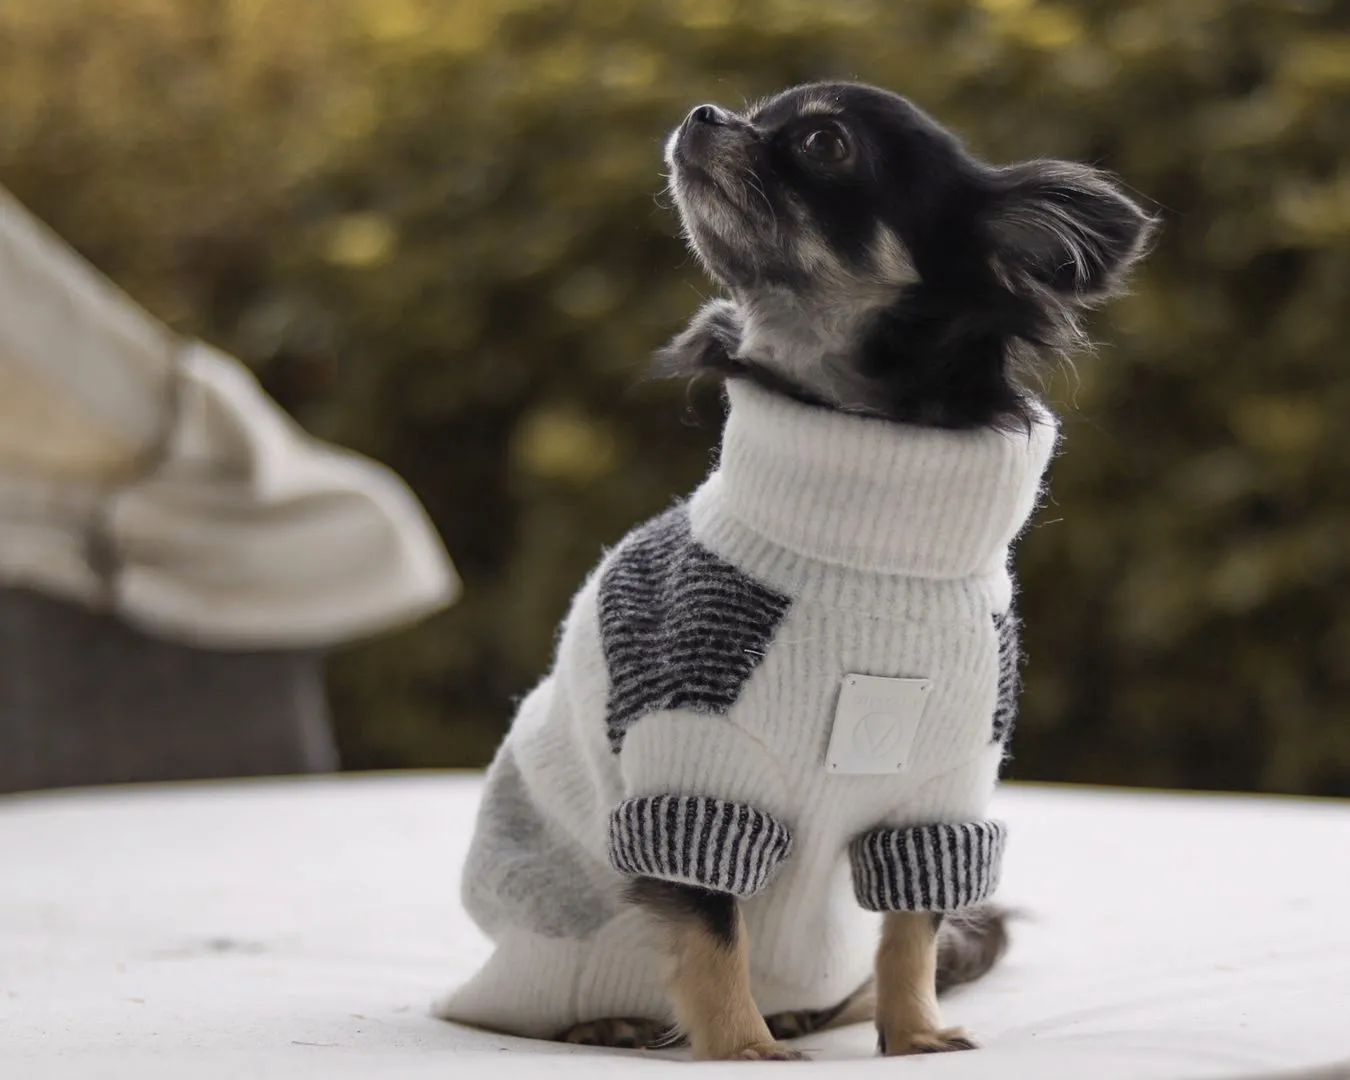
(0, 587), (338, 794)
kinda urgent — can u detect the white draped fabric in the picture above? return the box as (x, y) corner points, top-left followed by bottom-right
(0, 186), (457, 647)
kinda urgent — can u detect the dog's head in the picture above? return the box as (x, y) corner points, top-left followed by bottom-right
(659, 82), (1155, 429)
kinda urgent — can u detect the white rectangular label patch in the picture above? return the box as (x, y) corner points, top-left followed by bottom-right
(825, 674), (931, 775)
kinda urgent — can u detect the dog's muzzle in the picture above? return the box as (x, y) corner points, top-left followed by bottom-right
(672, 103), (741, 166)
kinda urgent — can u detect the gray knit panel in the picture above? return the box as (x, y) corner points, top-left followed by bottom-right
(991, 607), (1021, 744)
(461, 748), (615, 939)
(849, 821), (1007, 912)
(598, 507), (792, 754)
(608, 794), (794, 898)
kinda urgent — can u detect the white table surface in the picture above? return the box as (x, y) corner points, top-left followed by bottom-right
(2, 773), (1348, 1080)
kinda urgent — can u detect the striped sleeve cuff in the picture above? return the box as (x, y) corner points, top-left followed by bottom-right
(849, 821), (1006, 912)
(608, 794), (793, 898)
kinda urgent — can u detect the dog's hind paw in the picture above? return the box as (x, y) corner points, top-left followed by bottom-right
(556, 1016), (678, 1050)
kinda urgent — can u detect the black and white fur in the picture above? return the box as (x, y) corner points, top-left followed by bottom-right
(656, 81), (1154, 430)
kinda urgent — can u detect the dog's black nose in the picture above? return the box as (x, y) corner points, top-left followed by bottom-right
(689, 104), (730, 127)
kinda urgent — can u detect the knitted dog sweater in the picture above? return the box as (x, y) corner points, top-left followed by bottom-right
(438, 379), (1059, 1037)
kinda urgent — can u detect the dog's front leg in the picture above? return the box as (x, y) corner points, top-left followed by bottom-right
(874, 912), (976, 1056)
(627, 879), (803, 1061)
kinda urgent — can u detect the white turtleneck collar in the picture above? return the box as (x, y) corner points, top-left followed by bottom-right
(689, 378), (1059, 582)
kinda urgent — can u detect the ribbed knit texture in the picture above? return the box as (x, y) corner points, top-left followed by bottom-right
(439, 379), (1059, 1038)
(991, 610), (1021, 745)
(710, 382), (1057, 580)
(608, 794), (794, 897)
(598, 510), (792, 754)
(849, 820), (1007, 912)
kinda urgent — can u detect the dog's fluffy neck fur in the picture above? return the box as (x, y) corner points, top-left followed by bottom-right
(661, 281), (1042, 432)
(733, 283), (898, 415)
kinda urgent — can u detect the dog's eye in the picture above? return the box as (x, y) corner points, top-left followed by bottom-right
(800, 128), (849, 164)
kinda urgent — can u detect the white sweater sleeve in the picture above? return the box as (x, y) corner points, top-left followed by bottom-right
(848, 819), (1007, 912)
(846, 744), (1010, 912)
(590, 506), (800, 898)
(606, 711), (797, 897)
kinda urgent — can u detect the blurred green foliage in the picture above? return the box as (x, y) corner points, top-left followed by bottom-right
(3, 0), (1349, 794)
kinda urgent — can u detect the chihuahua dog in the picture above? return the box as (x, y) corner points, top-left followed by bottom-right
(438, 82), (1152, 1061)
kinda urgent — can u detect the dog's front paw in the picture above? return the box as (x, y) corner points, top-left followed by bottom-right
(877, 1026), (977, 1056)
(731, 1040), (808, 1061)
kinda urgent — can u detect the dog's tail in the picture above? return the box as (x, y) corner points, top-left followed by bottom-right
(936, 904), (1012, 995)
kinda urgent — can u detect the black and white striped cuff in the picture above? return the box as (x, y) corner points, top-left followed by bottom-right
(608, 794), (794, 898)
(849, 821), (1006, 912)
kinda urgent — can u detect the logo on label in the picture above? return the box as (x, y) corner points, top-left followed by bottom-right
(853, 712), (903, 756)
(825, 674), (932, 775)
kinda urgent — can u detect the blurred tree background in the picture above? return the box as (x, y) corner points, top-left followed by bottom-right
(3, 0), (1348, 795)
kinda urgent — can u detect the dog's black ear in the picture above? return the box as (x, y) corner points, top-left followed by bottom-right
(986, 161), (1155, 300)
(652, 298), (743, 377)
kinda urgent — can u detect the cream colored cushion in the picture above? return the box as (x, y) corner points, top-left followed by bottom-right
(1, 774), (1346, 1080)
